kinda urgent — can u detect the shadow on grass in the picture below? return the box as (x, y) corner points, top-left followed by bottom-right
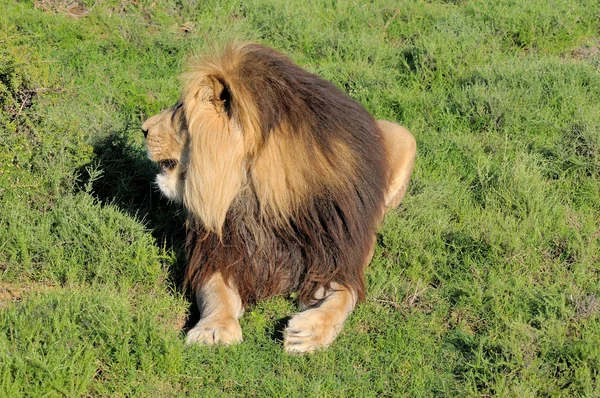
(271, 316), (292, 344)
(81, 127), (201, 332)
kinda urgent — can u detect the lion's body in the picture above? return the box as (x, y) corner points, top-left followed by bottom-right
(142, 43), (416, 353)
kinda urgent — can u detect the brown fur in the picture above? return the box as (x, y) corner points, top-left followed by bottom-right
(181, 43), (388, 306)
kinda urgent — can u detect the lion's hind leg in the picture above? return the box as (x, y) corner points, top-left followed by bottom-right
(377, 120), (416, 211)
(186, 272), (244, 345)
(283, 283), (357, 354)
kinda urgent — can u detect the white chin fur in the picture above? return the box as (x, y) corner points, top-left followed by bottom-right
(156, 173), (183, 203)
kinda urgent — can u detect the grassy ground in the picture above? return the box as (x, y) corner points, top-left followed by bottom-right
(1, 0), (599, 396)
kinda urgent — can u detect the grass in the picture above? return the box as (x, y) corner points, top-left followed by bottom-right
(1, 0), (599, 396)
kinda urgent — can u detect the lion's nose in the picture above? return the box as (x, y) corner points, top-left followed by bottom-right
(142, 127), (148, 138)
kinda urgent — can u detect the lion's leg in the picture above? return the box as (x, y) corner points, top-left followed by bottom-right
(376, 120), (417, 211)
(186, 272), (244, 345)
(284, 283), (357, 354)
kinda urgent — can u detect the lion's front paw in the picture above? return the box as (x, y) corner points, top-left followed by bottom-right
(186, 316), (243, 346)
(283, 309), (341, 354)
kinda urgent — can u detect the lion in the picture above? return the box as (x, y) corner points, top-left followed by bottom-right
(142, 43), (416, 353)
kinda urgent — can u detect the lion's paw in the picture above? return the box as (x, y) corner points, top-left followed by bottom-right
(186, 316), (243, 346)
(283, 309), (341, 354)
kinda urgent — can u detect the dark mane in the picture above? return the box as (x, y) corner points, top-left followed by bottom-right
(184, 43), (388, 306)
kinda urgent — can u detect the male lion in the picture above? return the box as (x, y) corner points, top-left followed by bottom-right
(142, 43), (416, 353)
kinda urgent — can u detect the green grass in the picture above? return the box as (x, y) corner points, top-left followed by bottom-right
(1, 0), (599, 396)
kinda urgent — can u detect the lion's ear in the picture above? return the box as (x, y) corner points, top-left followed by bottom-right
(183, 74), (245, 238)
(207, 75), (232, 117)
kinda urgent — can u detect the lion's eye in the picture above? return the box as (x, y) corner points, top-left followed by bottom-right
(159, 159), (178, 172)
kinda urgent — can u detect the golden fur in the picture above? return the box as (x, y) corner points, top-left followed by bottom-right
(142, 43), (416, 353)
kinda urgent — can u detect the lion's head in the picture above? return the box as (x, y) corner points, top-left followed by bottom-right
(143, 69), (247, 235)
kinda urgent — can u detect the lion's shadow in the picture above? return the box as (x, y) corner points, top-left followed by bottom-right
(83, 128), (200, 331)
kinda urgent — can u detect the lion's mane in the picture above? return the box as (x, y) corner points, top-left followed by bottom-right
(182, 43), (388, 306)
